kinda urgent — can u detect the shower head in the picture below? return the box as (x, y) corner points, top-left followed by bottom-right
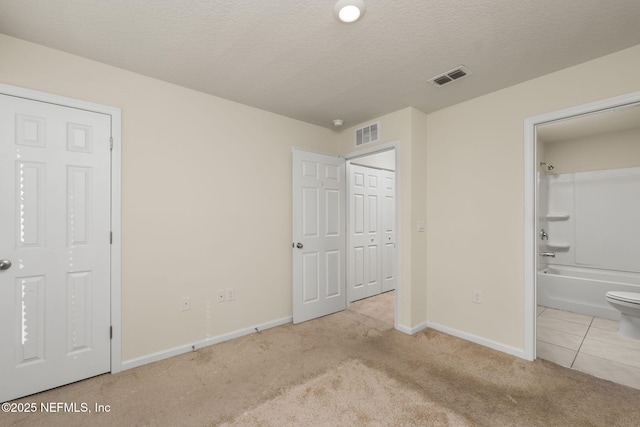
(540, 162), (554, 171)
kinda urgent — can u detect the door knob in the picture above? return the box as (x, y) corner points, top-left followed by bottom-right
(296, 243), (303, 249)
(0, 259), (11, 271)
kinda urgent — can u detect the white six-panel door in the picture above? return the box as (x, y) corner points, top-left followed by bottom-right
(292, 150), (345, 323)
(380, 169), (397, 292)
(348, 165), (396, 302)
(348, 165), (382, 301)
(0, 95), (111, 402)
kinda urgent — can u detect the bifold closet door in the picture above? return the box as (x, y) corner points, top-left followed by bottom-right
(380, 169), (397, 292)
(348, 165), (396, 302)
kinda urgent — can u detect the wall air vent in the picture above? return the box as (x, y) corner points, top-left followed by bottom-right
(428, 65), (472, 87)
(355, 121), (379, 147)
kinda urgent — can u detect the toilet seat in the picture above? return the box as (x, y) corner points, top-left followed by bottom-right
(606, 291), (640, 305)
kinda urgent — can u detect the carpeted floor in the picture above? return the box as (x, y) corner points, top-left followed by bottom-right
(222, 358), (473, 427)
(3, 291), (640, 426)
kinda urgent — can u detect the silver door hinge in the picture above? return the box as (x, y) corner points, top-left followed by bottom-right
(110, 326), (113, 339)
(110, 137), (113, 150)
(110, 231), (113, 244)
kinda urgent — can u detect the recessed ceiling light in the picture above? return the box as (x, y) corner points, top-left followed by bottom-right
(334, 0), (366, 23)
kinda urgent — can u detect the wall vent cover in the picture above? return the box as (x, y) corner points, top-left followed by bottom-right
(428, 65), (472, 87)
(355, 122), (379, 146)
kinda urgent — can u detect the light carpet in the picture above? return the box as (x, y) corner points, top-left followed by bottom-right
(223, 358), (472, 426)
(3, 291), (640, 426)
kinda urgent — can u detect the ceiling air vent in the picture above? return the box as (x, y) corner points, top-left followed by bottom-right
(355, 122), (379, 147)
(428, 65), (472, 87)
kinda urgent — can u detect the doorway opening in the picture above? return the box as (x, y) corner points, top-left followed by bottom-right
(291, 142), (400, 329)
(524, 90), (640, 362)
(344, 143), (399, 329)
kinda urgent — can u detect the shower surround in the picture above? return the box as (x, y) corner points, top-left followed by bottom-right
(537, 167), (640, 319)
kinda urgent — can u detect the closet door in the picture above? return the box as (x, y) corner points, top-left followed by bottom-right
(0, 94), (112, 402)
(381, 170), (396, 292)
(348, 165), (382, 302)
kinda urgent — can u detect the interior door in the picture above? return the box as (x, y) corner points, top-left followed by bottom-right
(292, 149), (345, 324)
(381, 170), (397, 292)
(348, 164), (382, 302)
(0, 94), (111, 402)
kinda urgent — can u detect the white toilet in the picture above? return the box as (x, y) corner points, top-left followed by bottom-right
(605, 291), (640, 340)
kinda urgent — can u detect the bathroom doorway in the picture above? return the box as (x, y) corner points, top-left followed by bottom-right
(524, 91), (640, 389)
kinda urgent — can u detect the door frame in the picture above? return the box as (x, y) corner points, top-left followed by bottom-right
(0, 83), (122, 373)
(523, 90), (640, 361)
(344, 141), (400, 330)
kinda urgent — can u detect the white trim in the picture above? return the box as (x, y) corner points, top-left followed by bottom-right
(0, 83), (123, 373)
(344, 141), (402, 332)
(523, 116), (537, 362)
(396, 321), (429, 335)
(523, 90), (640, 361)
(345, 140), (397, 160)
(121, 316), (292, 371)
(397, 319), (525, 358)
(428, 322), (525, 359)
(110, 108), (123, 373)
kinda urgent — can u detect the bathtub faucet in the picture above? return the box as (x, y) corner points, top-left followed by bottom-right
(540, 229), (549, 240)
(540, 252), (555, 257)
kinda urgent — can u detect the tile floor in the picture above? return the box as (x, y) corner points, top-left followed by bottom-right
(537, 306), (640, 390)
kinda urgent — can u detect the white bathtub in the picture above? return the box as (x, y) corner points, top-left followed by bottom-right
(537, 265), (640, 320)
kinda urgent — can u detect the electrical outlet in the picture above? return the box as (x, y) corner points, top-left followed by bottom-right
(472, 290), (482, 304)
(226, 287), (235, 301)
(217, 291), (225, 303)
(182, 297), (191, 311)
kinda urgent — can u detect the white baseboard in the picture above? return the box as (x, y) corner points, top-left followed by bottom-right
(395, 321), (429, 335)
(426, 321), (525, 359)
(395, 324), (412, 335)
(120, 316), (526, 371)
(120, 316), (292, 371)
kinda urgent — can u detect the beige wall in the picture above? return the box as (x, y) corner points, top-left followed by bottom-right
(425, 44), (640, 350)
(337, 107), (428, 329)
(3, 31), (640, 362)
(410, 108), (428, 326)
(0, 34), (338, 361)
(544, 127), (640, 174)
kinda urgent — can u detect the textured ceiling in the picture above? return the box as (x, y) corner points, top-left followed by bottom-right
(1, 0), (640, 129)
